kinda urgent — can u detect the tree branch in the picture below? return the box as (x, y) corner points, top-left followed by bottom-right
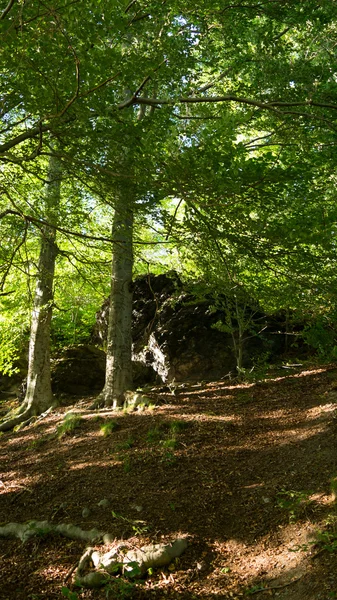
(119, 94), (337, 130)
(121, 94), (337, 113)
(0, 0), (15, 21)
(0, 207), (173, 247)
(0, 124), (52, 154)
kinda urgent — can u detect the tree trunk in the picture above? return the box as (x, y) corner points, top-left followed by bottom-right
(98, 191), (134, 408)
(97, 96), (145, 410)
(0, 153), (61, 431)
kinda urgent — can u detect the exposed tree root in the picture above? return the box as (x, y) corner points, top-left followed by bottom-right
(0, 521), (189, 588)
(0, 407), (33, 432)
(90, 391), (152, 412)
(0, 520), (105, 543)
(0, 405), (54, 432)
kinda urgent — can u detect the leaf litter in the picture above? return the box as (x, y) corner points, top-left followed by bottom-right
(0, 364), (337, 599)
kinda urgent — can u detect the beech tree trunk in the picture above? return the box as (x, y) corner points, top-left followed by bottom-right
(99, 191), (134, 408)
(0, 153), (61, 431)
(97, 97), (145, 409)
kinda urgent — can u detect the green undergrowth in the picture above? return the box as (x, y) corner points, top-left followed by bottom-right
(145, 419), (189, 466)
(100, 419), (119, 437)
(57, 413), (83, 438)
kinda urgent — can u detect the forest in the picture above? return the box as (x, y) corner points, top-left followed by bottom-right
(1, 0), (337, 598)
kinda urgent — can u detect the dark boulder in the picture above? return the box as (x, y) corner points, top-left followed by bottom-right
(94, 272), (307, 384)
(94, 273), (239, 383)
(51, 345), (106, 396)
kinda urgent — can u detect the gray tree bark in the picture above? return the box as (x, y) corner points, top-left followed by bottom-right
(0, 153), (62, 431)
(98, 191), (134, 408)
(96, 98), (146, 409)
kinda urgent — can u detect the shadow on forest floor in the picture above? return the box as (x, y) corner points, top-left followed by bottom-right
(0, 363), (337, 599)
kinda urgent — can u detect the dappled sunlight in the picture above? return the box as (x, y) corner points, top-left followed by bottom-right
(309, 492), (335, 507)
(306, 402), (337, 419)
(1, 365), (337, 598)
(251, 422), (329, 448)
(254, 366), (330, 386)
(66, 456), (122, 471)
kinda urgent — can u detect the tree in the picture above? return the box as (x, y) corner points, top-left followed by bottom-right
(1, 0), (337, 425)
(0, 151), (62, 431)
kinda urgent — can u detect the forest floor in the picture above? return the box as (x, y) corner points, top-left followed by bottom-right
(1, 363), (337, 600)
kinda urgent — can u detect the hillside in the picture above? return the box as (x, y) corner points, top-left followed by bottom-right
(0, 364), (337, 599)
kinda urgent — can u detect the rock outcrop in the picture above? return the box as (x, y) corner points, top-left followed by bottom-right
(93, 272), (276, 384)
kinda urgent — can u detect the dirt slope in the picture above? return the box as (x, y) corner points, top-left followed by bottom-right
(0, 365), (337, 599)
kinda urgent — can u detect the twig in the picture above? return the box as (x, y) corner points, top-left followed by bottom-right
(249, 575), (303, 594)
(63, 562), (78, 584)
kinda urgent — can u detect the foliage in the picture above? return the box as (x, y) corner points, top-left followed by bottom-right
(146, 426), (164, 444)
(61, 587), (79, 600)
(57, 413), (83, 438)
(302, 314), (337, 361)
(0, 285), (30, 374)
(116, 437), (134, 451)
(169, 419), (189, 434)
(0, 319), (27, 376)
(276, 489), (313, 523)
(291, 514), (337, 555)
(105, 578), (136, 599)
(2, 0), (337, 402)
(314, 529), (337, 554)
(100, 420), (119, 437)
(111, 510), (149, 536)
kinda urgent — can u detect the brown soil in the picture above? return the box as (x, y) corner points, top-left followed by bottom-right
(1, 364), (337, 600)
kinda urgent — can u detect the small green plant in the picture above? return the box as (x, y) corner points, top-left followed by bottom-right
(27, 436), (49, 450)
(135, 400), (156, 412)
(146, 426), (164, 444)
(276, 489), (312, 522)
(57, 413), (83, 438)
(61, 586), (79, 600)
(111, 510), (149, 536)
(116, 436), (134, 450)
(132, 521), (150, 536)
(100, 420), (119, 437)
(325, 513), (337, 529)
(220, 566), (231, 574)
(244, 352), (271, 382)
(169, 419), (189, 434)
(160, 450), (177, 466)
(105, 577), (136, 599)
(123, 456), (132, 473)
(161, 437), (178, 450)
(314, 530), (337, 553)
(246, 584), (267, 595)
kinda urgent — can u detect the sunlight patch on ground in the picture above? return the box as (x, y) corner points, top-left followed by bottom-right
(67, 458), (121, 471)
(309, 492), (335, 506)
(266, 366), (329, 385)
(0, 472), (42, 493)
(215, 522), (315, 591)
(164, 410), (239, 423)
(257, 409), (293, 420)
(306, 402), (337, 419)
(253, 423), (328, 446)
(0, 477), (29, 494)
